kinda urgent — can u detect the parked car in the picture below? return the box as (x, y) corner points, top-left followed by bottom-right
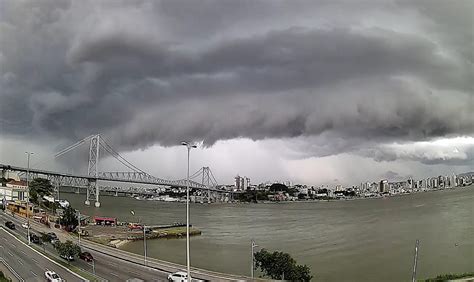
(47, 232), (59, 243)
(79, 251), (93, 262)
(5, 221), (15, 230)
(21, 222), (30, 229)
(60, 253), (74, 261)
(44, 270), (62, 282)
(29, 234), (41, 244)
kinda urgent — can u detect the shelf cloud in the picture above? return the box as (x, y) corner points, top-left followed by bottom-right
(1, 0), (472, 183)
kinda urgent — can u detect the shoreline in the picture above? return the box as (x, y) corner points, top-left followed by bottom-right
(225, 185), (474, 205)
(84, 226), (202, 249)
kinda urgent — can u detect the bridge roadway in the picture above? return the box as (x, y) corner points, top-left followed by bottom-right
(0, 211), (252, 281)
(1, 163), (233, 193)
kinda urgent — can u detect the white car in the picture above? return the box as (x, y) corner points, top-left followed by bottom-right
(21, 222), (30, 229)
(45, 270), (62, 282)
(168, 271), (188, 282)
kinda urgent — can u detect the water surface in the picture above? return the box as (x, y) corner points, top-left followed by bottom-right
(64, 186), (474, 281)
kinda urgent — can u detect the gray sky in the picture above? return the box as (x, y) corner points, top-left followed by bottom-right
(0, 0), (473, 186)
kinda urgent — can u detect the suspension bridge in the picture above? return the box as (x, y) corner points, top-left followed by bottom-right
(0, 134), (230, 207)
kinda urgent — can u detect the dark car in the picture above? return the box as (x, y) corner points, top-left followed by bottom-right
(47, 232), (59, 244)
(5, 221), (15, 230)
(29, 234), (41, 244)
(60, 253), (74, 261)
(79, 251), (93, 262)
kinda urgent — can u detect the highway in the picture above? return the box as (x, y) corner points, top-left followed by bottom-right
(0, 211), (170, 281)
(0, 227), (83, 281)
(0, 211), (251, 281)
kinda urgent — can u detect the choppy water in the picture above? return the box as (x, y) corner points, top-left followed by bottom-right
(64, 186), (474, 281)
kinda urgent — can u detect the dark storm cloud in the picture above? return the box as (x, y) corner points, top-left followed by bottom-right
(0, 0), (472, 163)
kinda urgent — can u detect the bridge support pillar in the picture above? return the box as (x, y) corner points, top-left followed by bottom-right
(85, 186), (90, 205)
(94, 182), (100, 207)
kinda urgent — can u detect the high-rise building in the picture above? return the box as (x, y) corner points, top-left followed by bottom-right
(379, 180), (389, 193)
(235, 175), (250, 191)
(235, 175), (241, 190)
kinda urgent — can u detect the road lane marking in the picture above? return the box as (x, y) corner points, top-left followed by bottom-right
(30, 271), (37, 277)
(110, 272), (120, 278)
(17, 259), (23, 265)
(8, 251), (13, 257)
(32, 258), (39, 264)
(20, 250), (26, 255)
(108, 262), (118, 267)
(2, 237), (7, 242)
(0, 227), (87, 280)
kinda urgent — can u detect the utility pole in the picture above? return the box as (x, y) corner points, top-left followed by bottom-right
(412, 239), (420, 282)
(251, 239), (258, 278)
(25, 152), (33, 245)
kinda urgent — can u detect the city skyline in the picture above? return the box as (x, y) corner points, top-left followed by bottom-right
(1, 0), (473, 186)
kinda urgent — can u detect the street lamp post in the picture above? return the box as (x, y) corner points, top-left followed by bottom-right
(131, 210), (147, 265)
(181, 141), (197, 281)
(77, 210), (81, 246)
(25, 152), (34, 245)
(251, 239), (259, 279)
(143, 225), (147, 265)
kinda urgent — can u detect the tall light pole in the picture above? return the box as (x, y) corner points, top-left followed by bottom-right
(143, 225), (147, 265)
(25, 152), (34, 245)
(77, 209), (81, 246)
(412, 239), (420, 282)
(181, 141), (196, 281)
(131, 210), (147, 265)
(251, 239), (259, 279)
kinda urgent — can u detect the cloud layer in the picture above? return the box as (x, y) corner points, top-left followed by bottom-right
(0, 0), (473, 183)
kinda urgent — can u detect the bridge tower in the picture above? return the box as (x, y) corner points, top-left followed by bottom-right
(202, 167), (213, 203)
(86, 134), (101, 207)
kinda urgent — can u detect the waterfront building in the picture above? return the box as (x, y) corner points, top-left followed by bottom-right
(0, 180), (29, 201)
(235, 175), (250, 191)
(379, 180), (389, 193)
(235, 175), (241, 190)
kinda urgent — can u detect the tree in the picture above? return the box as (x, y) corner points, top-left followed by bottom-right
(254, 249), (313, 281)
(54, 240), (81, 260)
(60, 206), (78, 229)
(29, 178), (53, 204)
(269, 183), (289, 193)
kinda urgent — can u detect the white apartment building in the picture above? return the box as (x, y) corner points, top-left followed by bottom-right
(1, 180), (29, 201)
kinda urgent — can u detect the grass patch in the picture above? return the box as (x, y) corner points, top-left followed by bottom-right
(88, 236), (111, 245)
(152, 226), (201, 238)
(421, 272), (474, 281)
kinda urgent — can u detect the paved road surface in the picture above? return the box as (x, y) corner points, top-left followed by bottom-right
(0, 210), (253, 281)
(0, 211), (171, 281)
(0, 227), (83, 281)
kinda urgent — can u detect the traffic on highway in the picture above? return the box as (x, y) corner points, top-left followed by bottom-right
(0, 210), (182, 281)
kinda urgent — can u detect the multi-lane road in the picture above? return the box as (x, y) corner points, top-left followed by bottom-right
(0, 210), (251, 281)
(0, 211), (170, 281)
(0, 227), (83, 281)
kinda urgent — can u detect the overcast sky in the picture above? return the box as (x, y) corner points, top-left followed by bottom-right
(0, 0), (473, 186)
